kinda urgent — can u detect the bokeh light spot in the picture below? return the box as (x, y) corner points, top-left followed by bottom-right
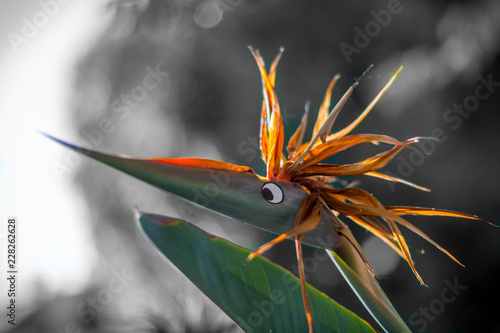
(362, 235), (399, 277)
(193, 1), (223, 29)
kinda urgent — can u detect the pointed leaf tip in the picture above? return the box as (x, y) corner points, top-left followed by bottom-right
(137, 210), (376, 333)
(41, 132), (97, 157)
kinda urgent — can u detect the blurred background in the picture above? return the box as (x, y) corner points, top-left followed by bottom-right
(1, 0), (500, 332)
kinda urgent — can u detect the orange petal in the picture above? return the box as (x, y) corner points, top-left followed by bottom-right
(317, 195), (377, 277)
(326, 187), (384, 210)
(347, 215), (405, 259)
(327, 66), (403, 141)
(260, 115), (269, 163)
(385, 212), (465, 269)
(295, 233), (313, 333)
(385, 206), (497, 227)
(300, 134), (419, 169)
(149, 158), (255, 173)
(249, 47), (285, 178)
(322, 192), (426, 284)
(288, 78), (360, 173)
(287, 102), (310, 160)
(316, 67), (373, 144)
(249, 47), (273, 117)
(365, 171), (431, 192)
(269, 46), (285, 86)
(312, 74), (341, 139)
(246, 233), (288, 261)
(326, 193), (464, 276)
(297, 144), (407, 177)
(386, 219), (426, 285)
(267, 110), (285, 177)
(247, 200), (322, 260)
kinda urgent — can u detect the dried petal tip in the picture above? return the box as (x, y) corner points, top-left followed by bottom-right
(353, 63), (374, 85)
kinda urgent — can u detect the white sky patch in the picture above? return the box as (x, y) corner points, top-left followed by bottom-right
(0, 0), (114, 320)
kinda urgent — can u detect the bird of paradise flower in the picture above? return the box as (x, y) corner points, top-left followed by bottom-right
(244, 46), (495, 332)
(45, 47), (495, 333)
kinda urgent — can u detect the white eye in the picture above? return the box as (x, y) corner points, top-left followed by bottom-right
(261, 182), (284, 204)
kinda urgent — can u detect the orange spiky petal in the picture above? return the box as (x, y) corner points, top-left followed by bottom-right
(347, 215), (406, 259)
(296, 233), (314, 333)
(246, 198), (321, 261)
(289, 78), (359, 173)
(296, 143), (408, 177)
(287, 102), (310, 160)
(293, 195), (321, 333)
(249, 48), (495, 322)
(327, 66), (403, 142)
(298, 134), (422, 170)
(269, 46), (285, 86)
(385, 206), (497, 227)
(364, 171), (431, 192)
(250, 47), (285, 178)
(247, 192), (321, 333)
(312, 74), (341, 139)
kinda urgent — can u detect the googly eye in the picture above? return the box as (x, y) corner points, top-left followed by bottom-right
(261, 182), (284, 204)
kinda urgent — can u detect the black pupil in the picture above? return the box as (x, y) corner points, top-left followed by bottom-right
(262, 187), (274, 201)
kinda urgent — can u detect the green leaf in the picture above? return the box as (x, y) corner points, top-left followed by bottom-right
(44, 133), (409, 331)
(136, 208), (376, 333)
(327, 249), (410, 333)
(42, 133), (340, 250)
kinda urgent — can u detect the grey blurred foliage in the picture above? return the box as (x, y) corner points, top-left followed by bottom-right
(21, 0), (500, 332)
